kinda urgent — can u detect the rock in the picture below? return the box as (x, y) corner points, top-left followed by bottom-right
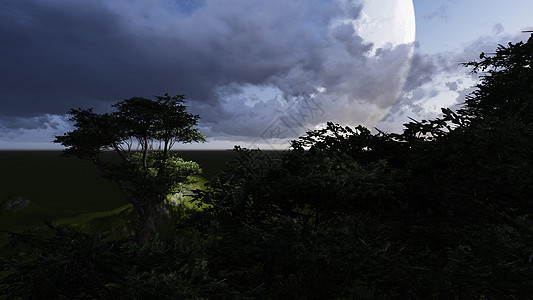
(1, 196), (30, 212)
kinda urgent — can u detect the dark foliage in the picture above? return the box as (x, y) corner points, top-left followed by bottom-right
(193, 35), (533, 298)
(0, 223), (232, 299)
(54, 94), (205, 243)
(2, 36), (533, 298)
(461, 35), (533, 124)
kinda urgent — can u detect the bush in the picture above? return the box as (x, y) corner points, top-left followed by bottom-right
(0, 223), (233, 299)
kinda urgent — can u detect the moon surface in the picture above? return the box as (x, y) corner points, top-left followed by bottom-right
(309, 0), (416, 130)
(355, 0), (416, 52)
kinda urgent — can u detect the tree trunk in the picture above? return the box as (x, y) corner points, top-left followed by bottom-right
(135, 203), (157, 245)
(116, 181), (158, 245)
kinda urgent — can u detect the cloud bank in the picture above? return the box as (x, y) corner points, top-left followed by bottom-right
(0, 0), (415, 147)
(379, 33), (531, 132)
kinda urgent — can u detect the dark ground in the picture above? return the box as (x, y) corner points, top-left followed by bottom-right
(0, 150), (238, 212)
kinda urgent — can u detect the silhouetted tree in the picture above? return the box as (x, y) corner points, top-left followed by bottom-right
(461, 34), (533, 125)
(54, 94), (205, 243)
(194, 35), (533, 297)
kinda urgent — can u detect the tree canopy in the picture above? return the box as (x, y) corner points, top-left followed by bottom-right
(54, 94), (205, 243)
(461, 35), (533, 124)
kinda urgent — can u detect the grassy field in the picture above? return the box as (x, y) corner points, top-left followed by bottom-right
(0, 150), (237, 237)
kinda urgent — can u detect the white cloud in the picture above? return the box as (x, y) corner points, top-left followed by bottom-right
(378, 31), (531, 133)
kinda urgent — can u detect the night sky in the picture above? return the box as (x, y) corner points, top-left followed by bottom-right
(1, 0), (532, 149)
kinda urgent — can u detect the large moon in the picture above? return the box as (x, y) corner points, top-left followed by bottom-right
(355, 0), (416, 51)
(311, 0), (416, 130)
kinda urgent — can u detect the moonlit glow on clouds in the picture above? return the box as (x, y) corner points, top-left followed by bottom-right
(379, 0), (533, 133)
(0, 0), (532, 149)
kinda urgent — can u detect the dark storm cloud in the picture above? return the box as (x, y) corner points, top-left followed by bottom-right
(0, 115), (56, 130)
(0, 1), (140, 116)
(0, 113), (70, 144)
(400, 53), (437, 93)
(2, 0), (419, 146)
(0, 0), (364, 127)
(0, 0), (189, 117)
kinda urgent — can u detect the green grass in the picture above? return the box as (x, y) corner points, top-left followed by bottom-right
(0, 150), (236, 210)
(55, 204), (137, 237)
(0, 150), (237, 248)
(0, 176), (207, 251)
(0, 201), (75, 230)
(0, 151), (124, 211)
(0, 200), (79, 250)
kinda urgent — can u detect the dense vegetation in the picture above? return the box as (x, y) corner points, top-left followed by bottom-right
(1, 36), (533, 298)
(53, 94), (205, 243)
